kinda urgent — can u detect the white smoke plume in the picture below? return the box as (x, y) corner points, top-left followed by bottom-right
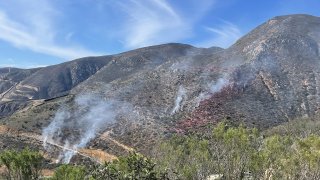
(42, 94), (132, 164)
(209, 77), (229, 93)
(170, 59), (193, 72)
(196, 76), (229, 106)
(171, 86), (187, 115)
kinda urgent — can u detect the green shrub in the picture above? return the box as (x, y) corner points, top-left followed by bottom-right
(88, 152), (168, 180)
(154, 122), (260, 179)
(154, 135), (210, 179)
(49, 164), (86, 180)
(87, 162), (120, 180)
(0, 148), (44, 180)
(154, 121), (320, 180)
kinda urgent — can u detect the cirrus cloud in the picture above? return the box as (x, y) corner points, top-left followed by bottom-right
(114, 0), (215, 49)
(0, 0), (102, 60)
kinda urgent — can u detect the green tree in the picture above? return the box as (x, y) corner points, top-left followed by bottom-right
(154, 134), (212, 179)
(88, 152), (168, 180)
(0, 148), (44, 180)
(50, 164), (86, 180)
(211, 122), (260, 179)
(111, 152), (164, 180)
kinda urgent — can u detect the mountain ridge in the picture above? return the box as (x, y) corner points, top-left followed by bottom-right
(1, 14), (320, 159)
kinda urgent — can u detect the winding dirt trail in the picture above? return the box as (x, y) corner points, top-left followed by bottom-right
(99, 130), (135, 152)
(0, 125), (119, 163)
(0, 83), (17, 99)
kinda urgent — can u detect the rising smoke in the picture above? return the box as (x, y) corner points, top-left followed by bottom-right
(171, 85), (187, 114)
(42, 94), (133, 163)
(209, 77), (229, 93)
(196, 76), (229, 106)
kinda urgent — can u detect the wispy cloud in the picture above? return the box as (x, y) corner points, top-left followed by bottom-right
(0, 58), (48, 68)
(0, 1), (101, 60)
(0, 63), (48, 68)
(199, 21), (242, 48)
(0, 64), (17, 68)
(115, 0), (213, 49)
(0, 58), (17, 68)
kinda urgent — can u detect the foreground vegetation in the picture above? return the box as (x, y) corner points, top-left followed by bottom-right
(0, 150), (168, 180)
(0, 148), (43, 180)
(2, 119), (320, 179)
(154, 121), (320, 179)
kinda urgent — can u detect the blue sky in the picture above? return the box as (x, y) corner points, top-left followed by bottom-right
(0, 0), (319, 68)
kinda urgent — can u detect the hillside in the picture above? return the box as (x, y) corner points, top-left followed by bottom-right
(0, 14), (320, 164)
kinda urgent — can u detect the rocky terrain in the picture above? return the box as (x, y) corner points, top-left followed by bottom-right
(1, 14), (320, 164)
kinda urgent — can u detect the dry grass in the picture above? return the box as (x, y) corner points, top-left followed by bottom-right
(41, 169), (55, 177)
(99, 131), (135, 152)
(79, 148), (117, 163)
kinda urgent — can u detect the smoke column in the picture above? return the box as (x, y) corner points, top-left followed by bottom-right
(42, 94), (131, 163)
(209, 77), (228, 93)
(171, 86), (187, 114)
(196, 76), (229, 106)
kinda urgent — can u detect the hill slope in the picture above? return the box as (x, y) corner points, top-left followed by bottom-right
(1, 14), (320, 160)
